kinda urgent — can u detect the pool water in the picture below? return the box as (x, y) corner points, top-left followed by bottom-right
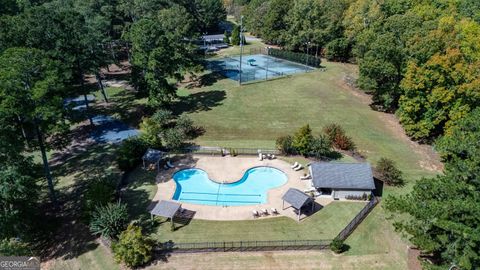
(172, 167), (287, 206)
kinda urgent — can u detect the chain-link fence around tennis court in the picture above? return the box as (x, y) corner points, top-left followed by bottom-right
(207, 53), (314, 84)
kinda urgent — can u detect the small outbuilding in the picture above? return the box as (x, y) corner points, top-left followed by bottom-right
(282, 188), (315, 221)
(309, 162), (375, 199)
(142, 148), (166, 172)
(150, 200), (182, 229)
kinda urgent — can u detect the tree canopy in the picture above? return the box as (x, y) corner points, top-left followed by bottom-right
(385, 108), (480, 269)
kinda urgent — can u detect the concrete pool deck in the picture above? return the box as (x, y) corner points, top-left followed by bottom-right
(150, 155), (333, 221)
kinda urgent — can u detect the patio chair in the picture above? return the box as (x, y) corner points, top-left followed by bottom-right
(258, 153), (263, 161)
(291, 162), (299, 169)
(261, 209), (269, 216)
(163, 164), (170, 170)
(294, 164), (303, 171)
(271, 208), (278, 215)
(252, 210), (259, 218)
(167, 160), (175, 168)
(271, 154), (276, 159)
(300, 174), (311, 180)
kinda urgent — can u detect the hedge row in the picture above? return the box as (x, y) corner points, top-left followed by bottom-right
(268, 48), (321, 67)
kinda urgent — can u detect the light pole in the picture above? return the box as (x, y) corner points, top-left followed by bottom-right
(239, 16), (244, 85)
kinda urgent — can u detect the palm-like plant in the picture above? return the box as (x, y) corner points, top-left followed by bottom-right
(89, 202), (128, 239)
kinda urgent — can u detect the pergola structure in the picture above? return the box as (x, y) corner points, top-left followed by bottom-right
(282, 188), (315, 221)
(142, 148), (166, 172)
(150, 200), (182, 229)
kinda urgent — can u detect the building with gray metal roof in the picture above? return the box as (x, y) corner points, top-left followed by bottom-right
(309, 163), (375, 199)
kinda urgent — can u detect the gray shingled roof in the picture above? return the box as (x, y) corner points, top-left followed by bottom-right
(310, 162), (375, 190)
(150, 200), (181, 218)
(282, 188), (313, 209)
(142, 148), (166, 163)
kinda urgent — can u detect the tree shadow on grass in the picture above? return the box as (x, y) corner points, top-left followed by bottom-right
(36, 144), (118, 261)
(172, 90), (226, 115)
(185, 72), (225, 89)
(92, 89), (146, 128)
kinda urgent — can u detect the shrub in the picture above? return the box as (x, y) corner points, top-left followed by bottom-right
(82, 172), (117, 219)
(112, 224), (153, 268)
(330, 237), (345, 253)
(0, 238), (31, 256)
(90, 202), (128, 240)
(116, 137), (148, 171)
(376, 157), (404, 186)
(268, 48), (322, 67)
(176, 115), (196, 139)
(334, 133), (356, 151)
(223, 30), (230, 44)
(231, 24), (240, 45)
(309, 135), (334, 159)
(292, 125), (314, 156)
(151, 109), (173, 127)
(323, 123), (343, 142)
(162, 127), (187, 150)
(275, 135), (295, 155)
(323, 123), (356, 151)
(139, 117), (162, 148)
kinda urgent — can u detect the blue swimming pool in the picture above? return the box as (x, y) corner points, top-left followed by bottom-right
(172, 167), (287, 206)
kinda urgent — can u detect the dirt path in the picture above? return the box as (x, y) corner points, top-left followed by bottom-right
(336, 63), (443, 173)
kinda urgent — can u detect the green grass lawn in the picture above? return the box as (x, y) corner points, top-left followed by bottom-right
(175, 62), (438, 182)
(152, 202), (365, 243)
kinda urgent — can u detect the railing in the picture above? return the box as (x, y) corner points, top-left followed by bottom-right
(226, 147), (279, 156)
(336, 196), (380, 241)
(175, 146), (280, 156)
(156, 239), (331, 253)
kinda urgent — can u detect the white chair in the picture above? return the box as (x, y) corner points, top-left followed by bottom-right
(252, 210), (259, 218)
(271, 208), (278, 215)
(294, 165), (303, 171)
(258, 153), (263, 161)
(291, 162), (299, 169)
(261, 209), (269, 215)
(167, 161), (175, 168)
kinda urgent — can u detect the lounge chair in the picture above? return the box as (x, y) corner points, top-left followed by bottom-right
(261, 209), (269, 215)
(271, 208), (278, 215)
(291, 162), (299, 169)
(167, 161), (175, 168)
(252, 210), (259, 218)
(271, 154), (276, 159)
(163, 164), (170, 170)
(300, 174), (311, 180)
(294, 164), (303, 171)
(258, 153), (263, 161)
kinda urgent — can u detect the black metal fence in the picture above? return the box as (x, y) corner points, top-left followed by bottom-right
(336, 196), (380, 241)
(157, 239), (331, 253)
(175, 146), (279, 156)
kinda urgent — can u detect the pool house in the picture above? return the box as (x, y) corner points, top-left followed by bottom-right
(309, 163), (375, 200)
